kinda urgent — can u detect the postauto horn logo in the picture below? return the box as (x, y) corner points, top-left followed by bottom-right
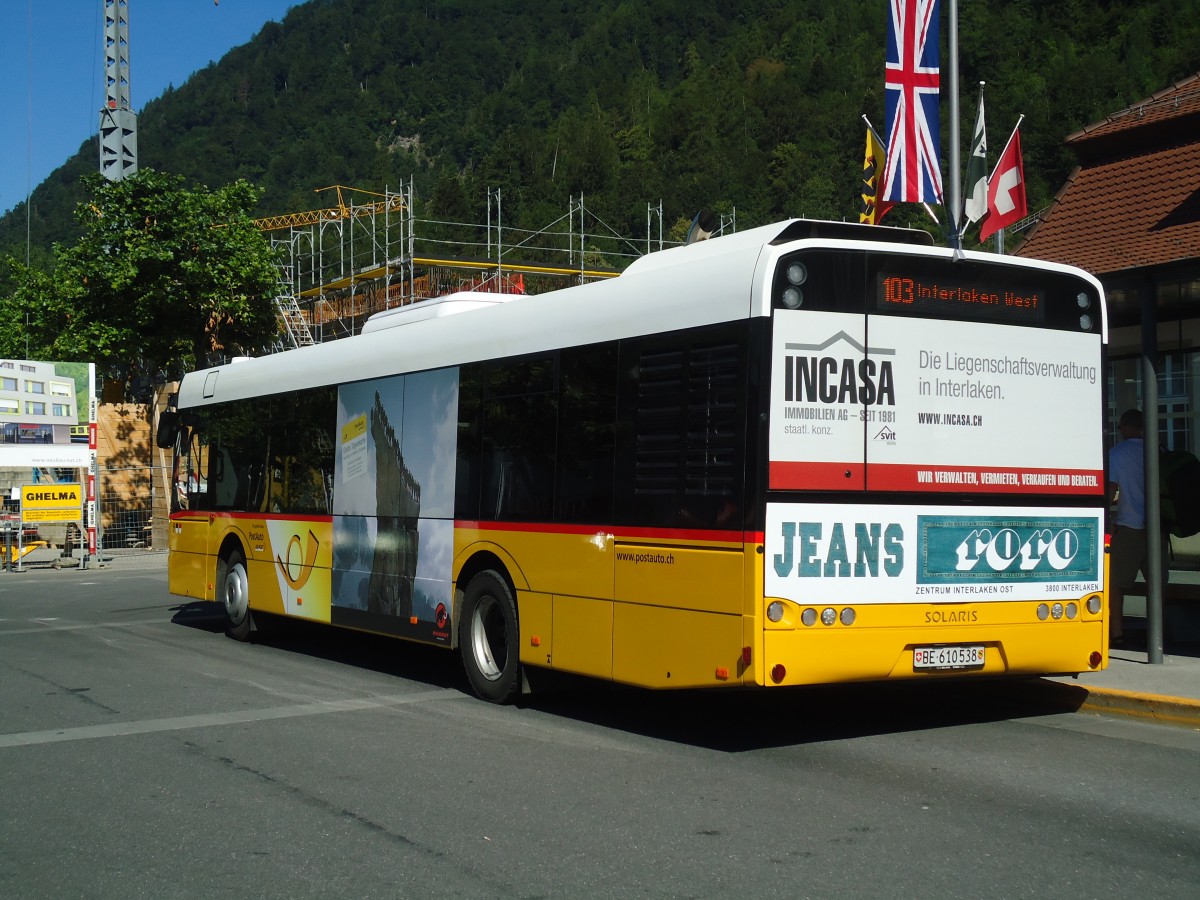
(277, 530), (320, 591)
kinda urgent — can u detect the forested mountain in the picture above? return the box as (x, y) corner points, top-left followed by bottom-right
(3, 0), (1198, 261)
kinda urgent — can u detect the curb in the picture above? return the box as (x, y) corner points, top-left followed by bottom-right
(1076, 686), (1200, 728)
(3, 552), (168, 573)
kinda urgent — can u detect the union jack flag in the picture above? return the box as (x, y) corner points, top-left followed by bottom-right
(881, 0), (943, 204)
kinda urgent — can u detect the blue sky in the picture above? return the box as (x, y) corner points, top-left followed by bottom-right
(2, 0), (299, 215)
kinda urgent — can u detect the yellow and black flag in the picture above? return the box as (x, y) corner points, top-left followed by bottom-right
(860, 123), (893, 225)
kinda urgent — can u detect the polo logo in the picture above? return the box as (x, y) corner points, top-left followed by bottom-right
(917, 516), (1098, 583)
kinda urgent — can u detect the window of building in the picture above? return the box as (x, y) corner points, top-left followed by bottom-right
(50, 381), (72, 396)
(25, 381), (44, 394)
(52, 403), (72, 417)
(19, 364), (35, 372)
(0, 399), (17, 413)
(1107, 352), (1198, 452)
(26, 401), (45, 415)
(0, 377), (16, 391)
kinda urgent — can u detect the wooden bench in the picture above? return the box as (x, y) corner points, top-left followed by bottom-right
(1169, 532), (1200, 571)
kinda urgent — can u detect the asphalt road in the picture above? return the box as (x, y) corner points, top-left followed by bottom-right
(2, 567), (1199, 899)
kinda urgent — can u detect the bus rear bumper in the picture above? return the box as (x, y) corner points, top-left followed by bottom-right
(759, 621), (1108, 687)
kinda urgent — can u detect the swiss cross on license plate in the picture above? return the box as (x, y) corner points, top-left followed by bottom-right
(913, 645), (986, 671)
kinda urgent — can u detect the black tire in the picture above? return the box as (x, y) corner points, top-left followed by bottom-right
(217, 548), (253, 642)
(460, 570), (520, 703)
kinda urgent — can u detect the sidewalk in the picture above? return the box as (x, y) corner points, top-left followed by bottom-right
(4, 549), (1200, 727)
(2, 546), (168, 573)
(85, 547), (171, 571)
(1044, 628), (1200, 729)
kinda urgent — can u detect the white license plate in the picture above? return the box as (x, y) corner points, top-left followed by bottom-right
(913, 644), (986, 671)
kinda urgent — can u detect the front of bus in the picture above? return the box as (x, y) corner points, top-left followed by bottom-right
(755, 229), (1108, 687)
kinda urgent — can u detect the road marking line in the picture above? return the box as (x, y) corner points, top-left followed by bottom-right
(0, 618), (174, 636)
(0, 688), (459, 748)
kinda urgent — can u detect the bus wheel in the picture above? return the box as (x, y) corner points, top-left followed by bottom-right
(217, 548), (253, 642)
(461, 570), (519, 703)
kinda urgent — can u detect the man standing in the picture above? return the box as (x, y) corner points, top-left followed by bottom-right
(1107, 409), (1159, 646)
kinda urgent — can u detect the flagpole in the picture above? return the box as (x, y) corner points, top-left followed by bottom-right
(864, 114), (941, 229)
(862, 115), (886, 151)
(947, 0), (962, 251)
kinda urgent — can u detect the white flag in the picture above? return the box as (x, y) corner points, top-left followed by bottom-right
(963, 92), (987, 225)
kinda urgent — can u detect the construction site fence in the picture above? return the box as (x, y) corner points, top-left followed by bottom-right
(95, 464), (168, 552)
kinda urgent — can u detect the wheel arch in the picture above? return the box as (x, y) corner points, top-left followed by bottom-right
(452, 550), (518, 647)
(215, 531), (246, 572)
(217, 531), (245, 560)
(453, 541), (528, 591)
(209, 531), (246, 595)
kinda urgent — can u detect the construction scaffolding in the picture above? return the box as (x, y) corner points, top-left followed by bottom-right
(260, 184), (664, 349)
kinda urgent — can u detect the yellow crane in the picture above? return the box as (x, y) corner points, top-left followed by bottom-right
(251, 185), (406, 232)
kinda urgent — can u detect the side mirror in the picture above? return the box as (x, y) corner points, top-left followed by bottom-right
(155, 410), (180, 449)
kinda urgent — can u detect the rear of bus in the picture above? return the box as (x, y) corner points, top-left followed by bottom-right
(758, 241), (1107, 686)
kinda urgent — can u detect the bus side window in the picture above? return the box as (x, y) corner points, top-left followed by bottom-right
(616, 325), (747, 530)
(556, 343), (617, 523)
(264, 387), (336, 515)
(482, 355), (557, 522)
(455, 365), (483, 521)
(212, 447), (240, 509)
(177, 426), (210, 512)
(171, 427), (191, 513)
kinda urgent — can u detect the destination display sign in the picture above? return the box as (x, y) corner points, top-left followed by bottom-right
(877, 272), (1045, 325)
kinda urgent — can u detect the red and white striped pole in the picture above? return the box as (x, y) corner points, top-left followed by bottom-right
(87, 368), (98, 562)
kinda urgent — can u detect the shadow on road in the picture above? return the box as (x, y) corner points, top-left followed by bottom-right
(519, 676), (1092, 751)
(171, 601), (464, 691)
(169, 601), (1094, 750)
(169, 601), (227, 634)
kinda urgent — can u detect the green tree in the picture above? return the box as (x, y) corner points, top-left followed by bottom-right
(1, 170), (280, 388)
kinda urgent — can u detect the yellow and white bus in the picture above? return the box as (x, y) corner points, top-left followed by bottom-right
(161, 218), (1109, 702)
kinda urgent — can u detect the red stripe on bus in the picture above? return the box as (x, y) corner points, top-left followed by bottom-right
(168, 512), (765, 544)
(867, 463), (1106, 494)
(168, 511), (334, 523)
(770, 461), (864, 490)
(456, 520), (763, 544)
(771, 461), (1105, 495)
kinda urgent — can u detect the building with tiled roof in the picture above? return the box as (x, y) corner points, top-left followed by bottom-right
(1018, 74), (1200, 334)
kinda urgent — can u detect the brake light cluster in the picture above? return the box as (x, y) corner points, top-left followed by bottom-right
(1036, 593), (1103, 621)
(767, 600), (856, 627)
(812, 606), (855, 626)
(1036, 602), (1077, 621)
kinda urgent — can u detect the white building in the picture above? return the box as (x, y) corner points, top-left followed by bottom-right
(0, 359), (79, 445)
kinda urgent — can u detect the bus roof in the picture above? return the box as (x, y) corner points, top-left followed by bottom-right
(360, 293), (518, 333)
(177, 219), (1103, 408)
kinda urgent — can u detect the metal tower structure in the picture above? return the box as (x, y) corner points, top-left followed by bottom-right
(99, 0), (137, 181)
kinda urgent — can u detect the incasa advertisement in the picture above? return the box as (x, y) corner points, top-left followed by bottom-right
(765, 502), (1104, 605)
(768, 311), (1104, 494)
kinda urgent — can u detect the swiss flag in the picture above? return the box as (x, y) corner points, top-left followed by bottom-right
(979, 127), (1027, 242)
